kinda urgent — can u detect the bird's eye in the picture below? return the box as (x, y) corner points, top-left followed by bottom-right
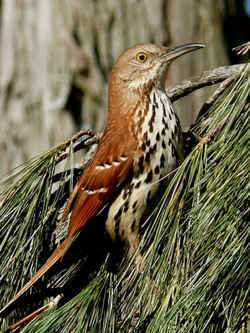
(136, 52), (147, 63)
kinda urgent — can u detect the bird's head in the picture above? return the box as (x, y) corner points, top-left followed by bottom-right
(110, 42), (205, 92)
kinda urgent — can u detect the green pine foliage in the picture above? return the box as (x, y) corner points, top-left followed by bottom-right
(0, 65), (249, 332)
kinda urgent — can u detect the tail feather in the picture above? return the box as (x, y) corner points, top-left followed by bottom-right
(0, 237), (70, 317)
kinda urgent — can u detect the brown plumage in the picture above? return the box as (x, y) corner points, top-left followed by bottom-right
(0, 42), (204, 316)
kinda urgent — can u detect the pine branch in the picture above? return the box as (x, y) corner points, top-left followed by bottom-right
(232, 41), (250, 55)
(167, 63), (246, 102)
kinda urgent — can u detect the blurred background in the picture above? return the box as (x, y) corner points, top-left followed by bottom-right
(0, 0), (249, 176)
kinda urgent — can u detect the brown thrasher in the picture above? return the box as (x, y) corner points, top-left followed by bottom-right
(0, 42), (204, 316)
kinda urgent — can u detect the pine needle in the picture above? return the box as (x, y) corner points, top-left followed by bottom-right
(0, 67), (249, 332)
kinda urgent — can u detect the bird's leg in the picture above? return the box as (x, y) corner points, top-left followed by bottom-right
(126, 232), (161, 300)
(123, 234), (161, 330)
(191, 131), (205, 143)
(127, 233), (144, 273)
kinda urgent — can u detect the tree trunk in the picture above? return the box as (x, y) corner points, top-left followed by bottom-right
(0, 0), (230, 176)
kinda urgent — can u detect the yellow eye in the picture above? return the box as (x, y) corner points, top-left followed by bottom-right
(136, 52), (147, 63)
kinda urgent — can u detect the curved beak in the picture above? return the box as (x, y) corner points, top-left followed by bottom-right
(160, 42), (205, 63)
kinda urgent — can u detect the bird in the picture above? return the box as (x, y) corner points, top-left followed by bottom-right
(0, 41), (204, 317)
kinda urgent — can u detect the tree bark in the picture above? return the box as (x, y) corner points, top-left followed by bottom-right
(0, 0), (230, 176)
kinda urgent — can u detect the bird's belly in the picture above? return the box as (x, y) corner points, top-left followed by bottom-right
(106, 146), (176, 239)
(106, 89), (181, 254)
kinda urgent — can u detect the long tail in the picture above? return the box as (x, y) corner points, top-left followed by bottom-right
(0, 177), (83, 317)
(0, 236), (71, 317)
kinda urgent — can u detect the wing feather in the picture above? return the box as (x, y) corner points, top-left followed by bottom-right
(0, 127), (137, 316)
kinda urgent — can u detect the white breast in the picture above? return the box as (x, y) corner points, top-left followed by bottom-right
(106, 88), (181, 252)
